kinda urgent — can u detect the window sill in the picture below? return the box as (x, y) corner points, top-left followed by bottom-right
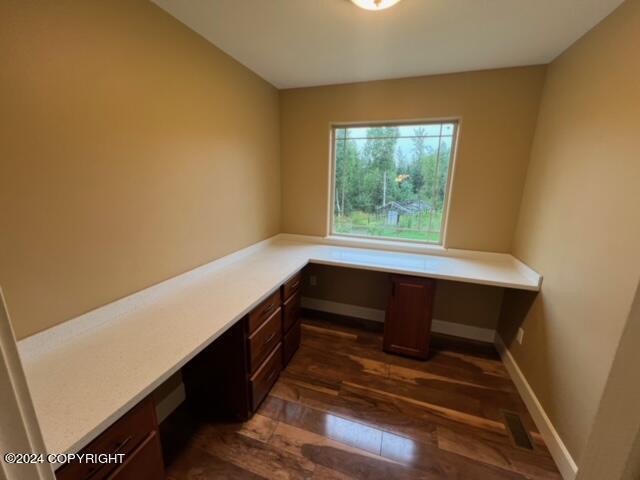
(323, 234), (447, 256)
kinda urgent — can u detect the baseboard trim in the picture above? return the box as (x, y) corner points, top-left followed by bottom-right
(300, 297), (496, 343)
(431, 319), (496, 343)
(495, 335), (578, 480)
(301, 308), (385, 332)
(301, 297), (385, 322)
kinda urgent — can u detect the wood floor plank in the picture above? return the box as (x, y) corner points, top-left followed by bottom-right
(270, 379), (439, 446)
(436, 426), (562, 479)
(162, 317), (561, 480)
(166, 445), (266, 480)
(194, 425), (316, 479)
(342, 380), (504, 432)
(310, 465), (355, 480)
(301, 322), (516, 393)
(300, 444), (440, 480)
(380, 430), (528, 480)
(238, 413), (279, 443)
(289, 342), (512, 422)
(337, 381), (535, 452)
(269, 421), (390, 463)
(266, 397), (385, 455)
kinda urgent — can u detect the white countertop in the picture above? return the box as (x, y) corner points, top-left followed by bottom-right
(17, 235), (541, 459)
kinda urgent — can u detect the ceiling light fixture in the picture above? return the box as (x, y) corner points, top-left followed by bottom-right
(350, 0), (403, 11)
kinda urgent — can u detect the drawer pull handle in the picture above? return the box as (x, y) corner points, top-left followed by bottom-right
(84, 435), (133, 480)
(290, 280), (300, 289)
(113, 435), (133, 455)
(263, 332), (276, 345)
(266, 369), (278, 383)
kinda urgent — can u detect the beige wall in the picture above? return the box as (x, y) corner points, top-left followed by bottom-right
(303, 264), (504, 330)
(280, 66), (546, 252)
(4, 1), (639, 466)
(576, 282), (640, 480)
(0, 1), (280, 339)
(500, 0), (640, 461)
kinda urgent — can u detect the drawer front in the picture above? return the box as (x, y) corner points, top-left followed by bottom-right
(106, 431), (164, 480)
(248, 307), (282, 373)
(283, 319), (301, 367)
(250, 343), (282, 411)
(282, 271), (303, 302)
(282, 290), (301, 333)
(57, 397), (157, 480)
(248, 290), (281, 334)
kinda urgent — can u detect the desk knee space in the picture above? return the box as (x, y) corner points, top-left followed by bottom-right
(182, 269), (303, 420)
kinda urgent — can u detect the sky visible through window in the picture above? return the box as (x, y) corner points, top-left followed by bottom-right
(332, 122), (456, 244)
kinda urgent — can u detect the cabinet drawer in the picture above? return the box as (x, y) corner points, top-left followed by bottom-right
(106, 431), (164, 480)
(282, 290), (301, 333)
(283, 319), (301, 367)
(56, 397), (157, 480)
(248, 307), (282, 373)
(248, 290), (281, 334)
(250, 343), (282, 411)
(282, 271), (303, 302)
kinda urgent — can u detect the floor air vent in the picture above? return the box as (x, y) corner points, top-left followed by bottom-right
(502, 411), (534, 450)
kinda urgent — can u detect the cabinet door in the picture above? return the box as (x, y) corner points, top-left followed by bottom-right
(383, 275), (435, 359)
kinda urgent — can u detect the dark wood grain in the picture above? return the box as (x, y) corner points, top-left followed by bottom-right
(165, 317), (561, 480)
(283, 318), (302, 367)
(283, 290), (301, 333)
(248, 307), (282, 373)
(250, 343), (283, 411)
(248, 290), (282, 334)
(384, 275), (436, 359)
(282, 271), (303, 301)
(182, 320), (251, 421)
(57, 397), (161, 480)
(106, 431), (164, 480)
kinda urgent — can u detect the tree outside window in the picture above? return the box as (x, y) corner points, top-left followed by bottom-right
(332, 122), (457, 244)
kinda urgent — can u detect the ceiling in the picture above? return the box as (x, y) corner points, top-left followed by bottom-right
(151, 0), (623, 89)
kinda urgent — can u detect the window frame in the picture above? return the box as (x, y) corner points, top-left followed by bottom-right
(328, 119), (460, 247)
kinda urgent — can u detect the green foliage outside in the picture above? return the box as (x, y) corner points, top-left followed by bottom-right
(333, 124), (454, 244)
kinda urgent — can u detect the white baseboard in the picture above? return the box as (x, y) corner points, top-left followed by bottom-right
(301, 297), (386, 322)
(155, 381), (186, 424)
(495, 335), (577, 480)
(300, 297), (496, 343)
(431, 319), (496, 343)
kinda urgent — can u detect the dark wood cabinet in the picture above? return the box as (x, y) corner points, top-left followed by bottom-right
(56, 397), (163, 480)
(282, 290), (301, 332)
(383, 275), (436, 360)
(248, 290), (281, 333)
(105, 431), (164, 480)
(183, 269), (304, 420)
(281, 273), (302, 367)
(282, 271), (302, 301)
(248, 307), (282, 373)
(249, 343), (283, 411)
(283, 319), (301, 366)
(182, 320), (251, 420)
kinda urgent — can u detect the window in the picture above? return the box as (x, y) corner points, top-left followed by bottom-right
(331, 121), (457, 244)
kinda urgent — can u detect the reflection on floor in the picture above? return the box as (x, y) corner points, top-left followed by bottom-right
(162, 318), (561, 479)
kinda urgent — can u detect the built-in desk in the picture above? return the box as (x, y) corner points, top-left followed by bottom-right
(16, 234), (541, 463)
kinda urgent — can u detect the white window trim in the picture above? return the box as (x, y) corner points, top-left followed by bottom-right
(327, 119), (461, 248)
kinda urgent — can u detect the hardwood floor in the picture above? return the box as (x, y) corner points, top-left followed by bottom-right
(163, 318), (561, 479)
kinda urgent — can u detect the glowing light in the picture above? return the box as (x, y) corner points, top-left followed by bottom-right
(351, 0), (403, 11)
